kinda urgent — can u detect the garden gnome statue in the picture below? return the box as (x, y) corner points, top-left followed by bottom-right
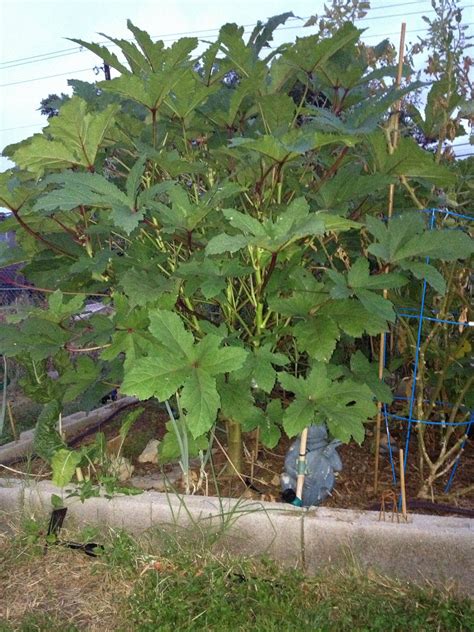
(281, 424), (342, 507)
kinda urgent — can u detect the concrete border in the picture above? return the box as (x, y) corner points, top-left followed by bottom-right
(0, 477), (472, 597)
(0, 396), (138, 464)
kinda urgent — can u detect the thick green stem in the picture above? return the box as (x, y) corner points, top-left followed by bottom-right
(226, 417), (243, 475)
(151, 109), (157, 148)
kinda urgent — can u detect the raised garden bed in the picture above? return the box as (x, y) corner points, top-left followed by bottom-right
(1, 400), (473, 517)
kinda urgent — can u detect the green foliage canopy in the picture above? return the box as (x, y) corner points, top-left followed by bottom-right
(0, 17), (472, 485)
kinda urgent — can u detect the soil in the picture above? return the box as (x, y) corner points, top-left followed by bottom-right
(2, 399), (473, 517)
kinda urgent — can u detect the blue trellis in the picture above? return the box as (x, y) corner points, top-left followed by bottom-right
(380, 208), (472, 492)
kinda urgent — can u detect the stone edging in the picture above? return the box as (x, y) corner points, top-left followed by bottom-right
(0, 477), (473, 597)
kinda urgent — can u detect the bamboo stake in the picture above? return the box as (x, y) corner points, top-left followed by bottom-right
(58, 412), (65, 441)
(7, 401), (18, 441)
(254, 426), (260, 460)
(294, 427), (309, 506)
(374, 22), (407, 492)
(399, 448), (408, 521)
(250, 427), (259, 484)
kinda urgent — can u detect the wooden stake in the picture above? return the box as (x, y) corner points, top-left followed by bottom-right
(7, 401), (18, 441)
(373, 341), (386, 491)
(374, 22), (407, 492)
(295, 427), (309, 504)
(399, 448), (408, 521)
(250, 427), (260, 484)
(387, 22), (407, 213)
(254, 426), (260, 461)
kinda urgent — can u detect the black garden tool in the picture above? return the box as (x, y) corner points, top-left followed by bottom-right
(45, 507), (104, 557)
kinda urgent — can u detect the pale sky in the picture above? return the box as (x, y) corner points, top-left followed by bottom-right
(0, 0), (473, 173)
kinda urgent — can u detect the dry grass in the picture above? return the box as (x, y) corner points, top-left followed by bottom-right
(0, 517), (472, 632)
(0, 529), (133, 632)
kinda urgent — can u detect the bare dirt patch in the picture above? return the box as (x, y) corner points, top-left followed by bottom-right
(0, 534), (132, 631)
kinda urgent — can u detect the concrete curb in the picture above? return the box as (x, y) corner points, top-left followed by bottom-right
(0, 397), (138, 464)
(0, 477), (473, 596)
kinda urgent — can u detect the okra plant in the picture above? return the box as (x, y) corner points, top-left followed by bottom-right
(0, 15), (471, 485)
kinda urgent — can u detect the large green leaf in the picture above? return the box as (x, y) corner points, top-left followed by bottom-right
(279, 365), (375, 442)
(368, 134), (456, 187)
(321, 299), (388, 337)
(194, 335), (247, 375)
(121, 354), (189, 401)
(148, 310), (195, 360)
(18, 318), (70, 362)
(354, 288), (396, 323)
(59, 356), (101, 402)
(120, 268), (179, 308)
(317, 380), (375, 444)
(12, 136), (83, 176)
(293, 315), (340, 362)
(181, 369), (220, 437)
(394, 229), (473, 262)
(230, 130), (358, 163)
(177, 257), (250, 300)
(34, 172), (142, 235)
(282, 396), (316, 437)
(13, 98), (117, 175)
(163, 70), (216, 119)
(126, 20), (165, 72)
(234, 344), (288, 392)
(326, 259), (399, 324)
(206, 234), (249, 255)
(121, 311), (247, 438)
(347, 258), (407, 290)
(248, 12), (294, 56)
(99, 68), (190, 112)
(152, 185), (215, 233)
(399, 261), (446, 295)
(0, 171), (38, 211)
(350, 351), (392, 404)
(51, 449), (82, 487)
(218, 379), (264, 428)
(36, 172), (129, 211)
(69, 38), (130, 74)
(283, 23), (362, 73)
(260, 399), (283, 448)
(217, 198), (326, 253)
(366, 213), (474, 266)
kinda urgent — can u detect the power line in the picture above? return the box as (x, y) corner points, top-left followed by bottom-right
(0, 12), (472, 89)
(0, 50), (88, 71)
(0, 6), (415, 67)
(0, 26), (452, 89)
(3, 23), (434, 70)
(0, 68), (93, 88)
(0, 22), (259, 67)
(0, 18), (466, 90)
(363, 22), (474, 39)
(0, 123), (44, 133)
(2, 1), (468, 70)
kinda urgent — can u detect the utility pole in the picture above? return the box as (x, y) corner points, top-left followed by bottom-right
(103, 62), (111, 81)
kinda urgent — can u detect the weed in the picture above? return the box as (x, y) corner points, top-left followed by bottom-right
(126, 553), (473, 632)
